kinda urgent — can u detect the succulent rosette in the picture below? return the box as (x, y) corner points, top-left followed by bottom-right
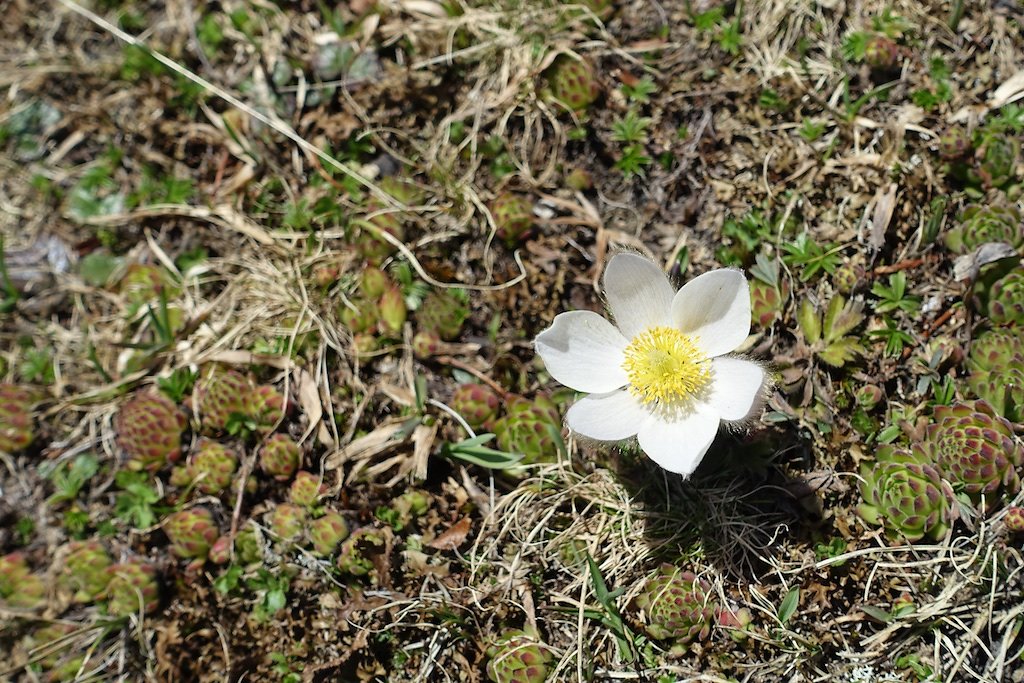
(193, 368), (251, 434)
(491, 192), (535, 246)
(165, 507), (219, 560)
(417, 290), (469, 341)
(0, 552), (46, 608)
(451, 383), (501, 429)
(0, 383), (37, 454)
(534, 253), (767, 476)
(485, 629), (553, 683)
(944, 203), (1023, 254)
(857, 446), (957, 541)
(105, 561), (159, 616)
(492, 395), (562, 466)
(634, 564), (717, 652)
(59, 541), (113, 603)
(919, 400), (1023, 501)
(186, 440), (239, 495)
(259, 433), (302, 481)
(116, 391), (187, 471)
(544, 55), (600, 112)
(309, 511), (350, 556)
(975, 134), (1019, 188)
(966, 329), (1024, 423)
(268, 503), (306, 542)
(987, 267), (1024, 326)
(749, 278), (787, 327)
(250, 384), (290, 431)
(1006, 506), (1024, 534)
(289, 471), (322, 508)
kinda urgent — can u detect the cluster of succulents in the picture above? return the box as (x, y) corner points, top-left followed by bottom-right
(0, 552), (47, 608)
(116, 391), (187, 470)
(338, 265), (409, 351)
(859, 400), (1023, 540)
(966, 328), (1024, 423)
(485, 629), (553, 683)
(0, 383), (37, 453)
(943, 203), (1022, 254)
(543, 55), (600, 112)
(491, 394), (562, 466)
(265, 487), (351, 557)
(490, 192), (535, 246)
(191, 368), (250, 433)
(634, 564), (717, 655)
(189, 366), (294, 435)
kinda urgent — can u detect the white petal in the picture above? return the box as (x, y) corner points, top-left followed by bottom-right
(535, 311), (629, 393)
(671, 269), (751, 357)
(706, 357), (767, 422)
(603, 253), (675, 339)
(566, 389), (647, 441)
(637, 408), (720, 477)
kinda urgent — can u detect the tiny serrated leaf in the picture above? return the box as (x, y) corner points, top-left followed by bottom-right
(749, 251), (780, 287)
(824, 295), (864, 342)
(819, 338), (864, 367)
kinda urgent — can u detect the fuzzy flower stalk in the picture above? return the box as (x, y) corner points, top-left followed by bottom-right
(534, 253), (768, 476)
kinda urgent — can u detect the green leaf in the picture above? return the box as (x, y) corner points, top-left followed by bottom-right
(265, 586), (287, 614)
(860, 605), (893, 623)
(78, 251), (124, 287)
(778, 587), (800, 625)
(439, 434), (525, 470)
(797, 299), (821, 344)
(214, 565), (243, 594)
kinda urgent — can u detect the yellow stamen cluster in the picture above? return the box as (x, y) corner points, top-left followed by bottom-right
(621, 326), (711, 404)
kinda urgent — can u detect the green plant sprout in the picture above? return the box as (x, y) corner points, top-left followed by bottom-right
(610, 110), (651, 144)
(870, 317), (914, 357)
(782, 234), (844, 281)
(621, 76), (657, 103)
(871, 272), (920, 314)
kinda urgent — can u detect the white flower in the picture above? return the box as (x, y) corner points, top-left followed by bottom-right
(534, 253), (768, 477)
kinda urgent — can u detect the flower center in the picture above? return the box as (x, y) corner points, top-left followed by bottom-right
(621, 326), (711, 404)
